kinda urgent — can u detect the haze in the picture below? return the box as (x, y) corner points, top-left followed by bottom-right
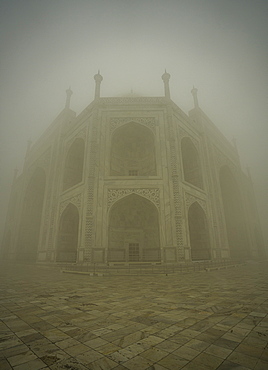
(0, 0), (267, 244)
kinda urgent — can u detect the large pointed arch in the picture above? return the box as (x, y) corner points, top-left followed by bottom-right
(63, 138), (85, 191)
(188, 202), (211, 261)
(219, 166), (249, 259)
(17, 167), (46, 261)
(56, 203), (79, 262)
(110, 122), (156, 176)
(181, 137), (203, 189)
(108, 194), (160, 262)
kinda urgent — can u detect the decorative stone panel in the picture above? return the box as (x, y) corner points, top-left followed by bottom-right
(185, 192), (207, 214)
(178, 126), (199, 145)
(65, 127), (87, 151)
(107, 188), (160, 210)
(110, 117), (156, 134)
(59, 194), (82, 216)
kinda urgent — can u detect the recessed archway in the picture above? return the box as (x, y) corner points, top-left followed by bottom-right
(56, 203), (79, 263)
(17, 168), (46, 261)
(188, 202), (211, 261)
(219, 166), (249, 259)
(108, 194), (160, 262)
(181, 137), (203, 189)
(110, 122), (156, 176)
(63, 138), (85, 191)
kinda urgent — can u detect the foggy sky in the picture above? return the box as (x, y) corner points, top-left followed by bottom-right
(0, 0), (267, 242)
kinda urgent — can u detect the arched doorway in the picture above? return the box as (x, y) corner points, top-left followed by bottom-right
(56, 204), (79, 262)
(188, 202), (211, 261)
(17, 168), (46, 261)
(110, 122), (156, 176)
(108, 194), (160, 262)
(219, 166), (248, 259)
(181, 137), (203, 189)
(63, 138), (85, 191)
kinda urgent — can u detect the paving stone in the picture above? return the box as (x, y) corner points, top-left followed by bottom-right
(1, 262), (268, 369)
(158, 353), (189, 369)
(7, 350), (37, 367)
(227, 351), (259, 369)
(217, 360), (251, 369)
(13, 358), (47, 369)
(173, 345), (200, 360)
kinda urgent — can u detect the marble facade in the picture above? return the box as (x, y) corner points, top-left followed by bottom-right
(1, 72), (265, 264)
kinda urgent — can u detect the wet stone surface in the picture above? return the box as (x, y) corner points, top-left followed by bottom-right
(0, 261), (268, 369)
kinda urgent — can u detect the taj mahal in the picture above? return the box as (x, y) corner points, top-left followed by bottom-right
(1, 72), (265, 265)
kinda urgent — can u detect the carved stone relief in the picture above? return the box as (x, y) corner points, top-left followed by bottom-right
(107, 188), (160, 210)
(110, 117), (156, 134)
(185, 192), (207, 214)
(59, 194), (82, 216)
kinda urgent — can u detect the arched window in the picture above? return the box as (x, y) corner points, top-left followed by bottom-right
(18, 168), (46, 261)
(219, 166), (249, 259)
(188, 202), (211, 261)
(110, 122), (156, 176)
(108, 194), (160, 262)
(181, 137), (203, 189)
(57, 204), (79, 262)
(63, 138), (85, 191)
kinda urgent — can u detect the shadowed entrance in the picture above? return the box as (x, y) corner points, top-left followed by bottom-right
(57, 204), (79, 262)
(188, 202), (211, 261)
(108, 194), (160, 262)
(220, 166), (249, 259)
(17, 168), (46, 261)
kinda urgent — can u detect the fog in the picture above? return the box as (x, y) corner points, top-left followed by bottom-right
(0, 0), (267, 243)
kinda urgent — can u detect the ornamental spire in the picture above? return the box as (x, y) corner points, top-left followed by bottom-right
(65, 87), (73, 109)
(191, 86), (199, 108)
(161, 70), (171, 99)
(94, 71), (103, 99)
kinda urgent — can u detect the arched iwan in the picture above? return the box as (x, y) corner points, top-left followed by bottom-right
(17, 167), (46, 261)
(110, 122), (156, 176)
(63, 138), (85, 191)
(56, 203), (79, 262)
(181, 137), (203, 189)
(108, 194), (160, 262)
(188, 202), (211, 261)
(219, 166), (249, 259)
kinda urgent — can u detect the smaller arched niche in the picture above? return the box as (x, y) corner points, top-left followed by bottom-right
(188, 202), (211, 261)
(56, 203), (79, 262)
(17, 167), (46, 261)
(219, 166), (249, 259)
(63, 138), (85, 191)
(181, 137), (203, 189)
(110, 122), (156, 176)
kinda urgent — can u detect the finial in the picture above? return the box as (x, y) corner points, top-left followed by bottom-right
(94, 71), (103, 99)
(191, 86), (199, 108)
(65, 87), (73, 109)
(161, 70), (171, 99)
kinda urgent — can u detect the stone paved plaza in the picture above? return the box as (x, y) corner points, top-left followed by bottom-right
(0, 262), (268, 370)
